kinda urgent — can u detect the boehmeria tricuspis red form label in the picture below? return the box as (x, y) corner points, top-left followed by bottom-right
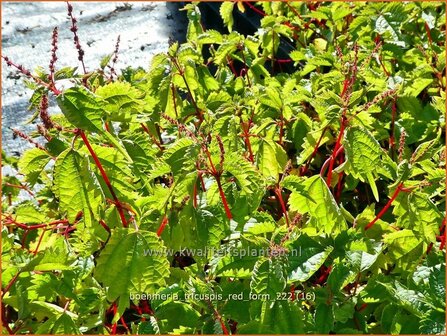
(1, 2), (445, 334)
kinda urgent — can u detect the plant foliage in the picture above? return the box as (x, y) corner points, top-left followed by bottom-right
(1, 1), (445, 334)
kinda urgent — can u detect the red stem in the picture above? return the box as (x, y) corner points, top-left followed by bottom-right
(33, 229), (46, 255)
(326, 118), (345, 185)
(245, 2), (266, 17)
(335, 168), (344, 203)
(4, 218), (69, 230)
(216, 177), (233, 220)
(378, 54), (390, 77)
(316, 265), (332, 285)
(79, 130), (127, 227)
(227, 57), (238, 77)
(275, 187), (290, 226)
(171, 58), (201, 120)
(424, 22), (433, 45)
(99, 219), (111, 234)
(156, 215), (169, 237)
(290, 283), (296, 302)
(141, 123), (164, 151)
(111, 303), (118, 335)
(4, 182), (35, 197)
(1, 304), (14, 334)
(340, 78), (350, 99)
(200, 173), (207, 192)
(1, 272), (21, 298)
(120, 316), (130, 333)
(242, 123), (255, 163)
(301, 126), (328, 175)
(364, 183), (403, 231)
(276, 58), (293, 63)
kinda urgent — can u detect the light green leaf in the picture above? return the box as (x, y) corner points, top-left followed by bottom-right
(344, 127), (383, 201)
(56, 87), (104, 133)
(383, 230), (424, 272)
(94, 228), (170, 302)
(256, 139), (287, 182)
(220, 2), (235, 32)
(54, 149), (94, 225)
(288, 246), (333, 282)
(251, 256), (287, 298)
(285, 175), (347, 233)
(17, 148), (51, 186)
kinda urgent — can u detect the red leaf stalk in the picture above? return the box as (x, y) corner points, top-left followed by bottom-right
(216, 177), (233, 220)
(79, 130), (128, 227)
(111, 302), (118, 335)
(424, 22), (433, 46)
(170, 57), (201, 120)
(156, 215), (169, 237)
(1, 303), (13, 334)
(245, 2), (266, 17)
(275, 187), (290, 227)
(301, 126), (328, 175)
(326, 117), (346, 185)
(364, 183), (403, 231)
(242, 121), (255, 163)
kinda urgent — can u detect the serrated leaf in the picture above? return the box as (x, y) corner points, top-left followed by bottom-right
(258, 300), (304, 334)
(256, 138), (287, 182)
(54, 149), (94, 225)
(285, 175), (347, 233)
(17, 148), (51, 186)
(288, 246), (333, 282)
(94, 228), (170, 302)
(251, 256), (287, 298)
(383, 230), (424, 272)
(220, 2), (235, 32)
(344, 127), (383, 201)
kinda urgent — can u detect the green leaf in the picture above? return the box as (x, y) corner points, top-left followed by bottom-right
(288, 245), (333, 282)
(35, 311), (80, 334)
(258, 300), (304, 334)
(284, 175), (347, 233)
(17, 148), (51, 186)
(315, 303), (334, 333)
(56, 87), (104, 133)
(250, 256), (287, 299)
(395, 192), (443, 243)
(14, 202), (46, 224)
(255, 138), (287, 182)
(343, 127), (383, 201)
(57, 86), (132, 162)
(54, 149), (94, 225)
(163, 138), (199, 176)
(95, 81), (143, 121)
(383, 230), (424, 272)
(94, 228), (170, 302)
(220, 2), (235, 32)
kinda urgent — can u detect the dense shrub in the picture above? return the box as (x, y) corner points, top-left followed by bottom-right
(1, 2), (445, 334)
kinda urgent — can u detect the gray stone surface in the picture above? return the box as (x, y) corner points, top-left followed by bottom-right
(1, 1), (186, 155)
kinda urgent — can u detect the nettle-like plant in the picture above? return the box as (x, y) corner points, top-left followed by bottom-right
(1, 2), (446, 334)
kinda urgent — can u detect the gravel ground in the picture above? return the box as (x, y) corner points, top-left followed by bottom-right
(1, 2), (187, 155)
